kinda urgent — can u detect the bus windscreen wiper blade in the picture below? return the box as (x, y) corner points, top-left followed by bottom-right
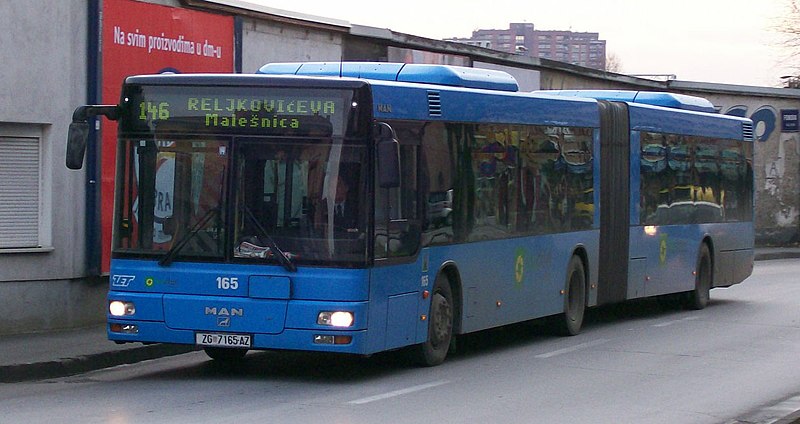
(158, 207), (219, 267)
(242, 205), (297, 273)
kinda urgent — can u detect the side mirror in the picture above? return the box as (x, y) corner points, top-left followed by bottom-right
(66, 104), (119, 170)
(66, 121), (89, 170)
(375, 122), (400, 188)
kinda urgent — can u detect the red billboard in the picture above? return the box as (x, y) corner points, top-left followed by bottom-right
(100, 0), (234, 273)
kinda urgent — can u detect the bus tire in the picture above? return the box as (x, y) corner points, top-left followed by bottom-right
(684, 244), (711, 310)
(204, 347), (248, 362)
(411, 274), (454, 366)
(556, 255), (586, 336)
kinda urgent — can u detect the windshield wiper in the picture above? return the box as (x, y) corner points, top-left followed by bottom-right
(158, 207), (219, 267)
(241, 205), (297, 273)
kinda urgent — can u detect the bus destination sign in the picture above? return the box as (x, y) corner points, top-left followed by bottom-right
(123, 85), (349, 136)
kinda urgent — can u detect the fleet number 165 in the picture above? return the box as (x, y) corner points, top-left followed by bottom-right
(216, 276), (239, 290)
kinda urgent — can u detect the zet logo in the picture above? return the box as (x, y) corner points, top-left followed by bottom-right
(111, 275), (135, 287)
(659, 234), (668, 265)
(514, 248), (526, 287)
(145, 277), (155, 287)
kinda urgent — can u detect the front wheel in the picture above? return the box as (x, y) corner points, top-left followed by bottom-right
(411, 275), (454, 366)
(556, 255), (586, 336)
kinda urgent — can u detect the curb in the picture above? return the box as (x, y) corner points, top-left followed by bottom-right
(0, 344), (196, 383)
(755, 252), (800, 261)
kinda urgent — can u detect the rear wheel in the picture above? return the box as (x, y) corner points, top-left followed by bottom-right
(204, 347), (248, 362)
(411, 274), (454, 366)
(556, 255), (586, 336)
(684, 244), (711, 310)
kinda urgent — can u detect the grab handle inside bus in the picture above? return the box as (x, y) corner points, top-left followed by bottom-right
(375, 122), (400, 188)
(66, 105), (119, 170)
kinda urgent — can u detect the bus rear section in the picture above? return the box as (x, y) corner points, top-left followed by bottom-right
(583, 92), (755, 307)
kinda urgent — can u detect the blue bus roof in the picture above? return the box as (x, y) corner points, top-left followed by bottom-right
(540, 90), (717, 113)
(258, 62), (520, 92)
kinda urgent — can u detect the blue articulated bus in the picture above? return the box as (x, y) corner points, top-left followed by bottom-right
(66, 63), (754, 366)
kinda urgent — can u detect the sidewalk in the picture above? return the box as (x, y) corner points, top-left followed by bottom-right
(1, 247), (798, 384)
(0, 325), (194, 383)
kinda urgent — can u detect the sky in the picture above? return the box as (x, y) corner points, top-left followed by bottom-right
(248, 0), (797, 87)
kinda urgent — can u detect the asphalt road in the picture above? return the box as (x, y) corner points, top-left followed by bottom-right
(1, 259), (798, 424)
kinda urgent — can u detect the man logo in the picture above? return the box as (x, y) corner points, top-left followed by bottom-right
(204, 307), (243, 316)
(205, 307), (242, 327)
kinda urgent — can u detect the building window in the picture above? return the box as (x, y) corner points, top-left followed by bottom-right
(0, 125), (46, 249)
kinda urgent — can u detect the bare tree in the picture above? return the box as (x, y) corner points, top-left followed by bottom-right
(605, 52), (623, 73)
(775, 0), (800, 86)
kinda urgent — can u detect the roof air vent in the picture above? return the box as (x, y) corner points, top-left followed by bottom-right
(742, 122), (755, 141)
(428, 91), (442, 117)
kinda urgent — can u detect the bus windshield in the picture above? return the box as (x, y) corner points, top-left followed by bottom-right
(232, 140), (367, 264)
(113, 137), (368, 266)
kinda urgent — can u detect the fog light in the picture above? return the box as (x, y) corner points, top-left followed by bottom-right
(317, 311), (354, 327)
(109, 300), (135, 317)
(110, 323), (139, 334)
(313, 335), (353, 345)
(314, 335), (334, 344)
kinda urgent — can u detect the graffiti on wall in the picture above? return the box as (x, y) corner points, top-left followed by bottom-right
(724, 104), (799, 235)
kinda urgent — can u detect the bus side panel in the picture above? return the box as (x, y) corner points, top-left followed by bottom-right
(368, 254), (428, 352)
(706, 221), (754, 287)
(628, 221), (753, 297)
(629, 225), (700, 297)
(425, 231), (598, 335)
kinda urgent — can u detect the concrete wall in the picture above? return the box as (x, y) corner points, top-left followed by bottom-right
(241, 19), (344, 73)
(0, 0), (106, 334)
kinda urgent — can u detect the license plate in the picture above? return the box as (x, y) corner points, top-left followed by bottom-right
(195, 332), (251, 348)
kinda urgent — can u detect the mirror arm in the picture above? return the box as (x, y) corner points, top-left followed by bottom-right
(72, 105), (119, 122)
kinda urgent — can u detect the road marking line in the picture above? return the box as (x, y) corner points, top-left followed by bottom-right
(535, 339), (610, 359)
(653, 316), (700, 327)
(348, 380), (450, 405)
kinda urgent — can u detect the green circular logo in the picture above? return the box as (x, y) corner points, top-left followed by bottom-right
(515, 248), (525, 286)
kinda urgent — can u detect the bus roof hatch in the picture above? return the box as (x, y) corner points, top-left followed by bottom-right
(539, 90), (717, 113)
(258, 62), (520, 92)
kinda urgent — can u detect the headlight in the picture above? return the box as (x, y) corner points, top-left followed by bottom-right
(109, 300), (136, 317)
(317, 311), (354, 327)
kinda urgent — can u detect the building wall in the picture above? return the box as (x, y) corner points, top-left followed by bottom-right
(240, 19), (344, 73)
(0, 0), (106, 334)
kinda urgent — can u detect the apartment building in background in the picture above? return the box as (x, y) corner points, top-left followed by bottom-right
(447, 23), (607, 71)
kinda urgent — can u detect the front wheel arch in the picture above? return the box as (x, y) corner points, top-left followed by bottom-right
(410, 271), (456, 366)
